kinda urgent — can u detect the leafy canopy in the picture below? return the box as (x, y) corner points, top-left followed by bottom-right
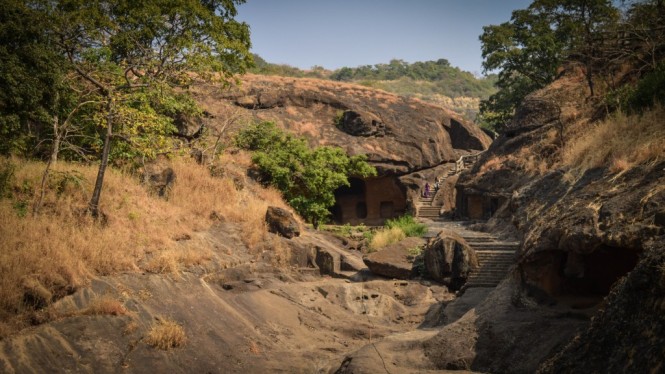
(236, 122), (377, 227)
(478, 0), (619, 130)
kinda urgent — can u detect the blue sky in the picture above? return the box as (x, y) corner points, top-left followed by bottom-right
(236, 0), (533, 76)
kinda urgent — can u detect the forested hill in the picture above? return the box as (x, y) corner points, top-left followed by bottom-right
(250, 54), (498, 121)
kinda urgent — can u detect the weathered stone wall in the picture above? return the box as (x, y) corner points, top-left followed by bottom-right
(334, 176), (406, 225)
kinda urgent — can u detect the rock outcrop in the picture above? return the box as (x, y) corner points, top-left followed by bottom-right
(423, 229), (479, 290)
(192, 74), (492, 176)
(538, 240), (665, 373)
(447, 63), (665, 371)
(362, 237), (426, 279)
(141, 156), (175, 198)
(265, 206), (301, 239)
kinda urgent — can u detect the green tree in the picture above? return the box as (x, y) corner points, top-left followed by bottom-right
(236, 122), (377, 227)
(41, 0), (252, 217)
(0, 1), (74, 155)
(479, 0), (619, 130)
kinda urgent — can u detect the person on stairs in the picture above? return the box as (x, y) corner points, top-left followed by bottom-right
(424, 182), (430, 198)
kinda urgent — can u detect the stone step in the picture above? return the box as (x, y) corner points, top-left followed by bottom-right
(473, 271), (511, 276)
(465, 283), (501, 288)
(476, 254), (515, 259)
(476, 253), (515, 258)
(471, 242), (520, 249)
(476, 260), (514, 266)
(462, 237), (496, 243)
(469, 277), (507, 283)
(475, 260), (513, 266)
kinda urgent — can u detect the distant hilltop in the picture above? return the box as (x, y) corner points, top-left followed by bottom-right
(249, 54), (498, 121)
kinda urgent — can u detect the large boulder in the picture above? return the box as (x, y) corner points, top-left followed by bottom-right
(423, 229), (478, 290)
(337, 110), (386, 137)
(265, 206), (301, 239)
(142, 156), (176, 198)
(363, 237), (426, 279)
(193, 74), (492, 176)
(174, 112), (204, 139)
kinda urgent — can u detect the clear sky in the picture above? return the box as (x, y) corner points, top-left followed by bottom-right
(236, 0), (533, 76)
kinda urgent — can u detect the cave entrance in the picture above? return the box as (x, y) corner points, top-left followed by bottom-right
(331, 176), (406, 225)
(561, 246), (640, 297)
(532, 246), (642, 310)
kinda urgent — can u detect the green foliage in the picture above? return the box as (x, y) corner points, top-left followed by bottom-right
(329, 59), (497, 99)
(0, 0), (73, 156)
(479, 0), (619, 129)
(12, 199), (28, 217)
(625, 63), (665, 113)
(362, 230), (374, 243)
(108, 89), (180, 163)
(236, 122), (377, 227)
(384, 215), (427, 237)
(333, 110), (345, 127)
(0, 160), (16, 199)
(250, 54), (497, 119)
(49, 170), (86, 196)
(407, 246), (423, 257)
(250, 54), (326, 79)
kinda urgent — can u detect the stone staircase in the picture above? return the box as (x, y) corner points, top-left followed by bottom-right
(423, 221), (520, 290)
(415, 194), (441, 219)
(415, 152), (484, 221)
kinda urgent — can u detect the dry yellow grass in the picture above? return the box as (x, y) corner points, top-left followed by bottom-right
(563, 105), (665, 172)
(81, 295), (127, 316)
(369, 227), (406, 252)
(145, 318), (187, 350)
(144, 248), (212, 275)
(0, 152), (292, 337)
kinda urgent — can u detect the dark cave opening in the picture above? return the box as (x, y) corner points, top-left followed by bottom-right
(331, 176), (406, 225)
(561, 246), (640, 297)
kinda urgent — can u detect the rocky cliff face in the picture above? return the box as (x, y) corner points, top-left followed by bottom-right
(191, 74), (492, 176)
(450, 64), (665, 371)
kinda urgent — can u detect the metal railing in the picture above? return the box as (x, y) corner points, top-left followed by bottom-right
(454, 151), (484, 174)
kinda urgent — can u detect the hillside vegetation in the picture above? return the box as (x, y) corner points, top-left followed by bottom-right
(250, 55), (497, 120)
(479, 0), (665, 130)
(0, 152), (290, 338)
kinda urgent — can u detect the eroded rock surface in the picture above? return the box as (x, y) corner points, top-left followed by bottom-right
(192, 74), (492, 176)
(363, 237), (426, 279)
(423, 229), (479, 290)
(265, 206), (301, 239)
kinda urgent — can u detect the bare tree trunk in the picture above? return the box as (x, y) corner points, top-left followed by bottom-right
(33, 154), (53, 216)
(88, 97), (114, 218)
(34, 115), (61, 216)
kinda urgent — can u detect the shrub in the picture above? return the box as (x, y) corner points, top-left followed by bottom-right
(369, 227), (405, 252)
(236, 122), (377, 227)
(625, 63), (665, 113)
(0, 160), (15, 198)
(367, 215), (427, 251)
(145, 318), (187, 350)
(81, 295), (127, 316)
(385, 215), (427, 237)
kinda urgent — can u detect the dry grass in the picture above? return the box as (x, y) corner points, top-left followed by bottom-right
(81, 295), (127, 316)
(563, 105), (665, 172)
(369, 227), (406, 252)
(0, 152), (292, 336)
(144, 248), (212, 275)
(145, 318), (187, 350)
